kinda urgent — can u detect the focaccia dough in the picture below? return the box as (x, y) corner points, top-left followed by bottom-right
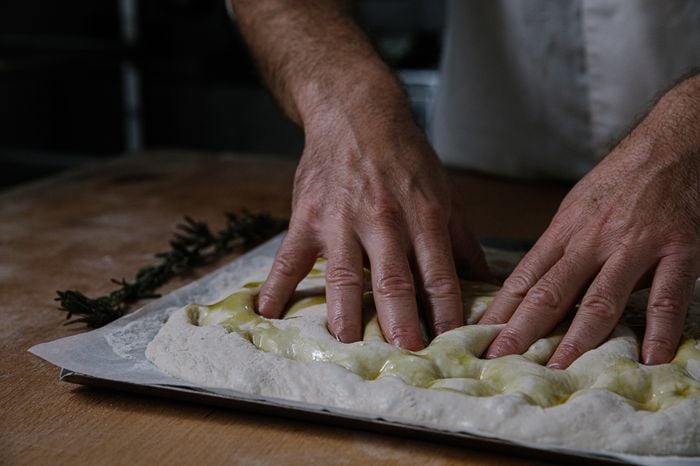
(146, 256), (700, 456)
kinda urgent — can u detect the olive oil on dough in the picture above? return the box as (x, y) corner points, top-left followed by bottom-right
(146, 258), (700, 456)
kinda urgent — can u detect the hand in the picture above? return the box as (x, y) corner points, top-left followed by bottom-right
(479, 126), (700, 368)
(230, 0), (490, 349)
(257, 111), (490, 350)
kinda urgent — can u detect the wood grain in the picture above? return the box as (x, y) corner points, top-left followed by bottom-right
(0, 151), (569, 465)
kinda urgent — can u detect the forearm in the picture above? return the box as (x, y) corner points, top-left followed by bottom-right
(628, 73), (700, 163)
(229, 0), (412, 130)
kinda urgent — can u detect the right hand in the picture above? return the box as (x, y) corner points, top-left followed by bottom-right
(257, 105), (491, 350)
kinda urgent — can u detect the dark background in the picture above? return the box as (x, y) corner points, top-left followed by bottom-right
(0, 0), (444, 189)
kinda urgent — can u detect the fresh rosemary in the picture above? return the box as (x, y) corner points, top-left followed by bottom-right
(56, 211), (287, 328)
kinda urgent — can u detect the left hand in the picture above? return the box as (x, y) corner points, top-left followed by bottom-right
(480, 123), (700, 368)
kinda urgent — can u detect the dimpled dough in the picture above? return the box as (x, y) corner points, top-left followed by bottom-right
(146, 258), (700, 456)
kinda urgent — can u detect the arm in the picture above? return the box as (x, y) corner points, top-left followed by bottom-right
(231, 1), (398, 126)
(481, 73), (700, 367)
(230, 0), (490, 348)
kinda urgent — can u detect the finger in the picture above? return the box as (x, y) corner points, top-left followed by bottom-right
(479, 230), (566, 325)
(258, 227), (319, 318)
(324, 230), (364, 343)
(547, 251), (653, 368)
(485, 248), (600, 358)
(642, 255), (697, 365)
(449, 211), (492, 281)
(413, 221), (463, 337)
(363, 233), (424, 351)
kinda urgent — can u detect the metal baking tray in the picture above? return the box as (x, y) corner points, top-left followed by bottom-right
(58, 368), (624, 465)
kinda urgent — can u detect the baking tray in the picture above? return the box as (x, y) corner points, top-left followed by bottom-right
(57, 369), (623, 465)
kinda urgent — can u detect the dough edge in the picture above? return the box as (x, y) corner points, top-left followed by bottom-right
(145, 307), (700, 456)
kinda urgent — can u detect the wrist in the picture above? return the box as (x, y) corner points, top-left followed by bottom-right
(604, 74), (700, 173)
(633, 74), (700, 163)
(294, 60), (414, 134)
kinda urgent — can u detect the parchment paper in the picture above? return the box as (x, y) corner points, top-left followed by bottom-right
(29, 234), (699, 466)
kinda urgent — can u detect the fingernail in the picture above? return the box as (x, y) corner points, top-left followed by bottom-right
(642, 346), (670, 365)
(326, 323), (345, 343)
(258, 297), (275, 318)
(547, 362), (563, 370)
(256, 297), (266, 315)
(397, 338), (425, 352)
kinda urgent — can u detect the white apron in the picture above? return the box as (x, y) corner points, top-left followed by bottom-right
(431, 0), (700, 180)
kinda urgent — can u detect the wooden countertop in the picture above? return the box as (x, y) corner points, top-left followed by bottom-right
(0, 151), (570, 465)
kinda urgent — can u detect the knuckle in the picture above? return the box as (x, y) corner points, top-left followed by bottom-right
(423, 272), (460, 298)
(561, 244), (592, 264)
(384, 322), (417, 342)
(272, 252), (299, 279)
(293, 201), (321, 225)
(292, 161), (322, 196)
(555, 340), (585, 360)
(418, 202), (446, 227)
(580, 294), (619, 321)
(367, 196), (403, 230)
(326, 265), (363, 291)
(525, 282), (562, 311)
(611, 247), (639, 267)
(648, 296), (684, 320)
(543, 219), (572, 244)
(502, 272), (536, 298)
(374, 273), (415, 298)
(432, 318), (462, 335)
(666, 234), (698, 252)
(493, 329), (525, 354)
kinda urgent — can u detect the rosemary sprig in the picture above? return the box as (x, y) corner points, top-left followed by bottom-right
(56, 211), (287, 328)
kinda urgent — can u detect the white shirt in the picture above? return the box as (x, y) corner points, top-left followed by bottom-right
(430, 0), (700, 181)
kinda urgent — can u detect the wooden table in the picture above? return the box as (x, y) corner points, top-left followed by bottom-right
(0, 151), (570, 465)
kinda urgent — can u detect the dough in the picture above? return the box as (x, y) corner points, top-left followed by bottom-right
(146, 256), (700, 456)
